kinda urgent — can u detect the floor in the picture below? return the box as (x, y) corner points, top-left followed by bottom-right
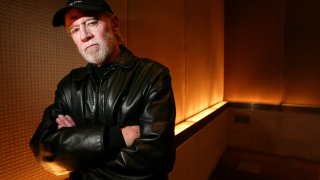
(209, 148), (320, 180)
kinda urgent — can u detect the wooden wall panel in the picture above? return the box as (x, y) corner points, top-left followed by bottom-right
(283, 0), (320, 106)
(209, 0), (225, 105)
(224, 0), (285, 104)
(225, 0), (320, 106)
(185, 0), (212, 118)
(127, 0), (186, 123)
(0, 0), (82, 179)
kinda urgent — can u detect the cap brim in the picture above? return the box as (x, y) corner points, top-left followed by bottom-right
(52, 7), (71, 27)
(52, 5), (109, 27)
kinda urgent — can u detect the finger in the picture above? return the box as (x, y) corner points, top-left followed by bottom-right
(65, 115), (73, 121)
(62, 118), (74, 127)
(56, 116), (64, 125)
(56, 115), (74, 128)
(63, 115), (75, 127)
(57, 114), (67, 123)
(132, 126), (140, 135)
(56, 117), (68, 128)
(65, 115), (76, 127)
(58, 114), (68, 120)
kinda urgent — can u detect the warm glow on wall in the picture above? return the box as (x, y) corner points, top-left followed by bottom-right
(175, 101), (227, 135)
(225, 0), (320, 106)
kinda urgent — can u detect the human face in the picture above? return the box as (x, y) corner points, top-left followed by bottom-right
(65, 9), (118, 66)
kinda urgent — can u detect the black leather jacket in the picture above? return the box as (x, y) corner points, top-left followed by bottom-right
(30, 46), (176, 180)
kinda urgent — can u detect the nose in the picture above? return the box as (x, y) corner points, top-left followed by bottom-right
(80, 25), (93, 42)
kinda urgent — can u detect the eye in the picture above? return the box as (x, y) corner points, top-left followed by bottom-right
(86, 19), (98, 27)
(70, 27), (79, 34)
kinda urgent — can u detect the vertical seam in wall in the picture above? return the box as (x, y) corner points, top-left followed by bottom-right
(209, 0), (213, 104)
(184, 0), (188, 120)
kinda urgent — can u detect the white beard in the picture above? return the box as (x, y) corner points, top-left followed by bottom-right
(79, 32), (116, 65)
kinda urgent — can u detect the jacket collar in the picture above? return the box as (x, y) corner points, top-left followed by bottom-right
(113, 45), (137, 68)
(72, 45), (137, 81)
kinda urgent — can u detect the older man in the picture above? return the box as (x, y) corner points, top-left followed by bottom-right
(30, 0), (176, 179)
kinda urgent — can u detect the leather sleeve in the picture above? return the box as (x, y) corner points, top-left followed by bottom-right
(29, 74), (107, 175)
(97, 68), (176, 179)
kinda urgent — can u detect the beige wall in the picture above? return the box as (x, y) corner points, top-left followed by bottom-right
(228, 107), (320, 161)
(170, 110), (228, 179)
(0, 0), (224, 179)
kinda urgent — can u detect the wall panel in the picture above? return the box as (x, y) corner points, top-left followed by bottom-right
(185, 0), (212, 118)
(224, 0), (285, 104)
(225, 0), (320, 106)
(127, 0), (186, 123)
(283, 0), (320, 105)
(0, 0), (83, 179)
(209, 0), (225, 105)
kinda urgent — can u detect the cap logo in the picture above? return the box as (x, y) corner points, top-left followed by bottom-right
(69, 0), (83, 6)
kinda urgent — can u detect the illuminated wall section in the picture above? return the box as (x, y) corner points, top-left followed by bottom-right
(225, 0), (320, 106)
(210, 0), (225, 106)
(127, 0), (224, 123)
(185, 0), (211, 118)
(185, 0), (224, 119)
(126, 0), (186, 123)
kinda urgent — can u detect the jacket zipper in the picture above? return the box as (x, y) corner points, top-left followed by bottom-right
(94, 65), (116, 124)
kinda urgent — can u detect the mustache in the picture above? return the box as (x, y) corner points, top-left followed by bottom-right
(84, 41), (99, 51)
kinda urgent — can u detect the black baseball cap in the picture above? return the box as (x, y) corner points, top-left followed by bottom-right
(52, 0), (113, 27)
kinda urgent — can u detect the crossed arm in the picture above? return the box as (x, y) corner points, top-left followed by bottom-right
(31, 67), (176, 177)
(56, 114), (140, 147)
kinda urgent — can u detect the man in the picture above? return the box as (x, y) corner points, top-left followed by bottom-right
(29, 0), (176, 179)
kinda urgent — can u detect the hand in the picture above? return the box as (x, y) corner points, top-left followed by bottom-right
(56, 114), (76, 129)
(121, 125), (140, 147)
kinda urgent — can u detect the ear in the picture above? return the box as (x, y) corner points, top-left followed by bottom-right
(111, 15), (120, 34)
